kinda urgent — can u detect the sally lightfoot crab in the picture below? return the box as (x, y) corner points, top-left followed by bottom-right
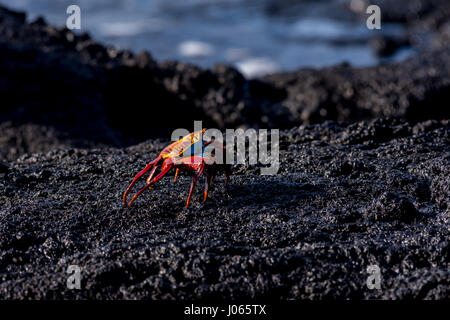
(123, 129), (231, 208)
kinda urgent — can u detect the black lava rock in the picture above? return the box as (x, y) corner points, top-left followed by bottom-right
(0, 119), (448, 299)
(362, 192), (421, 222)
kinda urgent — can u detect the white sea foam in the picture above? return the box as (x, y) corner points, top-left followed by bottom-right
(178, 41), (214, 58)
(98, 20), (163, 37)
(235, 57), (280, 78)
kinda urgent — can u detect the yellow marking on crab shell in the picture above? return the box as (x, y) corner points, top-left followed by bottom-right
(164, 129), (205, 159)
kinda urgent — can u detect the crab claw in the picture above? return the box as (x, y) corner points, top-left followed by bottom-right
(122, 156), (161, 206)
(126, 164), (173, 207)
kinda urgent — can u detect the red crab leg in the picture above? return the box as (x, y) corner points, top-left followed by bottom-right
(203, 174), (210, 203)
(127, 164), (173, 207)
(123, 157), (161, 206)
(173, 168), (180, 182)
(146, 166), (158, 184)
(186, 162), (205, 208)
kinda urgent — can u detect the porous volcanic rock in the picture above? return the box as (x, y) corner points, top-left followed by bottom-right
(0, 118), (448, 299)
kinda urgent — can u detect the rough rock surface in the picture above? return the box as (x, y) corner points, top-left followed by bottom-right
(0, 119), (448, 299)
(0, 3), (449, 300)
(1, 4), (450, 162)
(263, 50), (450, 125)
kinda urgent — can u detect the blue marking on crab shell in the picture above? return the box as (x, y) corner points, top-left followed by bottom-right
(181, 139), (208, 158)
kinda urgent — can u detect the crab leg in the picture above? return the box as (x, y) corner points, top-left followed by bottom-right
(225, 174), (230, 188)
(203, 174), (210, 203)
(123, 156), (161, 206)
(208, 175), (214, 190)
(173, 168), (180, 183)
(145, 165), (158, 184)
(127, 164), (173, 207)
(185, 162), (205, 208)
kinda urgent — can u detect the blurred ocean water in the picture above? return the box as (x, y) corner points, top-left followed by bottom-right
(2, 0), (413, 77)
